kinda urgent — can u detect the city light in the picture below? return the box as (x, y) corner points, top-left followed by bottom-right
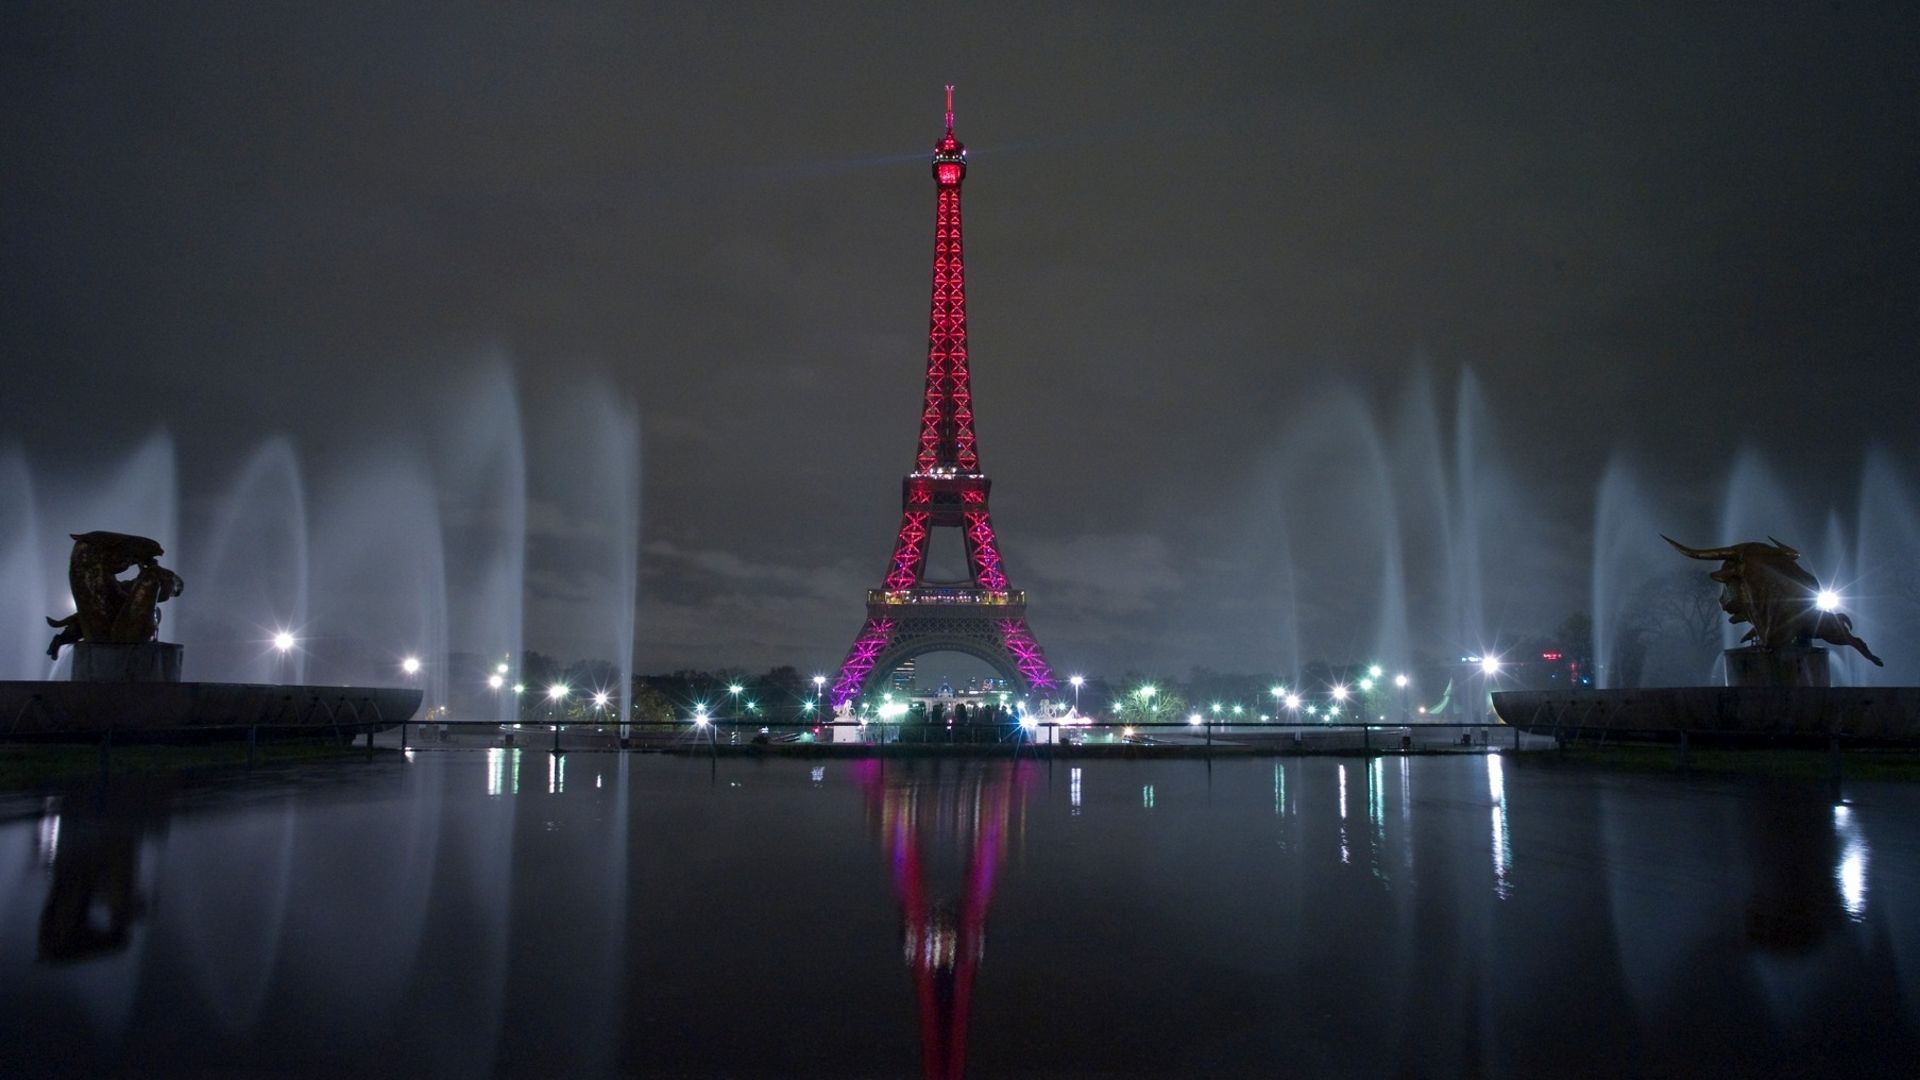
(1332, 684), (1350, 701)
(1285, 693), (1301, 710)
(401, 655), (421, 675)
(547, 683), (568, 702)
(1359, 678), (1374, 692)
(1481, 656), (1502, 676)
(512, 683), (525, 695)
(1211, 702), (1222, 714)
(272, 630), (295, 653)
(1368, 664), (1383, 679)
(693, 707), (709, 727)
(1137, 685), (1157, 700)
(1271, 686), (1285, 699)
(1395, 673), (1409, 688)
(1817, 589), (1841, 612)
(487, 674), (504, 690)
(593, 691), (610, 709)
(812, 674), (825, 687)
(1020, 714), (1038, 731)
(728, 683), (743, 696)
(1188, 713), (1203, 725)
(496, 662), (509, 675)
(1070, 675), (1084, 688)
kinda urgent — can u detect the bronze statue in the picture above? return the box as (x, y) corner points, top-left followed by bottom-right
(44, 531), (184, 658)
(1664, 535), (1882, 665)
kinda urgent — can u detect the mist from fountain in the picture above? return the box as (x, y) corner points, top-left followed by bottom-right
(1855, 450), (1920, 686)
(1261, 368), (1520, 699)
(178, 437), (311, 684)
(433, 360), (528, 721)
(1590, 455), (1666, 689)
(0, 449), (46, 680)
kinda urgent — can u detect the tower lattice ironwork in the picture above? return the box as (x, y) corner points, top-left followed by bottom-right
(828, 88), (1056, 709)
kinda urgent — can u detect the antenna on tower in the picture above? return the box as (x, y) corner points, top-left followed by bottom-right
(945, 84), (955, 131)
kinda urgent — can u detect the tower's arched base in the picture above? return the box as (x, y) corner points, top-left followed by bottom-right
(829, 599), (1054, 709)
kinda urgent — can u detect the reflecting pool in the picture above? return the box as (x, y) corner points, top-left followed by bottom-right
(2, 753), (1916, 1077)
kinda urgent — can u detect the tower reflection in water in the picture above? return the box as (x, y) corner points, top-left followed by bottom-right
(856, 760), (1028, 1080)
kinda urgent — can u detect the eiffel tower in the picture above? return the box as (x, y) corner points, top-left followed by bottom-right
(827, 87), (1056, 710)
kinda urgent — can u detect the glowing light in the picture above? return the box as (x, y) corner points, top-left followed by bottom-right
(401, 655), (421, 675)
(1817, 589), (1841, 612)
(1359, 678), (1374, 692)
(1020, 715), (1038, 731)
(1070, 675), (1084, 688)
(1285, 694), (1301, 710)
(1368, 665), (1383, 679)
(547, 683), (568, 702)
(593, 691), (610, 708)
(1332, 684), (1350, 701)
(1137, 685), (1157, 700)
(1188, 713), (1203, 725)
(496, 662), (509, 675)
(487, 674), (504, 690)
(272, 630), (295, 653)
(812, 674), (825, 688)
(1210, 702), (1222, 714)
(1480, 656), (1502, 676)
(1394, 673), (1409, 688)
(1232, 705), (1243, 715)
(512, 682), (525, 695)
(1122, 726), (1135, 738)
(728, 684), (743, 696)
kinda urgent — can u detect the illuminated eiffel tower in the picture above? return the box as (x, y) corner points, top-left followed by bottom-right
(827, 88), (1055, 709)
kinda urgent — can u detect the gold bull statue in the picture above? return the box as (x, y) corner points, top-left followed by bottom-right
(44, 531), (184, 659)
(1664, 535), (1882, 666)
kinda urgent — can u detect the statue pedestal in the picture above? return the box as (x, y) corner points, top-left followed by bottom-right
(71, 642), (184, 683)
(1724, 645), (1829, 688)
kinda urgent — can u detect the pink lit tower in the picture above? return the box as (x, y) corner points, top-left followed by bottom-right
(827, 87), (1056, 710)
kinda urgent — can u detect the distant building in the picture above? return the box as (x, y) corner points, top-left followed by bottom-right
(890, 658), (916, 694)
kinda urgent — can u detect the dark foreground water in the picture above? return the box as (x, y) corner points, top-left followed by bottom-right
(1, 751), (1915, 1078)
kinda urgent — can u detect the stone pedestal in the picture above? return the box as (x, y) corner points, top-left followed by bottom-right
(71, 642), (184, 683)
(1724, 645), (1829, 688)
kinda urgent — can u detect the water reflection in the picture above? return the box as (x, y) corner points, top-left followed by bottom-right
(859, 762), (1026, 1080)
(0, 756), (1913, 1076)
(36, 796), (151, 963)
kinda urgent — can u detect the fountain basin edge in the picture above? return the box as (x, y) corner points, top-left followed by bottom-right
(0, 681), (421, 739)
(1492, 687), (1920, 746)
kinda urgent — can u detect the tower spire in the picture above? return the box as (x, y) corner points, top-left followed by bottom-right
(945, 84), (955, 132)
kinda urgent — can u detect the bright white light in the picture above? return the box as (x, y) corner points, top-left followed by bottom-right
(1137, 685), (1157, 700)
(1020, 715), (1038, 730)
(487, 674), (504, 690)
(272, 630), (295, 653)
(1368, 665), (1383, 679)
(1070, 675), (1085, 688)
(547, 683), (568, 701)
(1285, 694), (1301, 710)
(401, 656), (421, 675)
(1817, 589), (1841, 612)
(512, 682), (525, 694)
(496, 662), (509, 675)
(812, 674), (825, 687)
(876, 701), (908, 720)
(593, 691), (610, 708)
(1188, 713), (1203, 725)
(1395, 673), (1409, 688)
(693, 713), (709, 727)
(1480, 656), (1502, 676)
(1332, 685), (1350, 701)
(728, 684), (743, 695)
(1210, 702), (1222, 714)
(1271, 686), (1284, 699)
(1359, 678), (1374, 691)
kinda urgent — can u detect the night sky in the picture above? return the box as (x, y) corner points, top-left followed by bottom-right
(4, 4), (1918, 678)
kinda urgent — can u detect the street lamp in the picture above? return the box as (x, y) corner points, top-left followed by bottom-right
(728, 683), (743, 720)
(273, 630), (295, 654)
(1070, 674), (1084, 714)
(401, 655), (421, 676)
(488, 673), (504, 691)
(812, 674), (826, 715)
